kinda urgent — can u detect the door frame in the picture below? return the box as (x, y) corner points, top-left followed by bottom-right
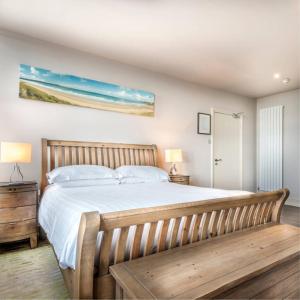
(210, 107), (243, 189)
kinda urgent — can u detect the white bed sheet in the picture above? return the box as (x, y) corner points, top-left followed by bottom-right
(39, 182), (251, 269)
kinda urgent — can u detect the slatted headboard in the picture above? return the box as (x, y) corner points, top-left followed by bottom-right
(41, 139), (158, 193)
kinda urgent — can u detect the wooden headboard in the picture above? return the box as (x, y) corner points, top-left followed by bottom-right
(41, 139), (158, 193)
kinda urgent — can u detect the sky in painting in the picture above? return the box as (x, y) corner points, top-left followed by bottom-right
(19, 64), (155, 104)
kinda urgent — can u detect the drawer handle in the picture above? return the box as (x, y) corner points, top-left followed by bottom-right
(8, 188), (17, 192)
(8, 222), (16, 226)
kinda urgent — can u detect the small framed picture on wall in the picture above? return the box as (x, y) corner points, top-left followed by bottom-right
(197, 113), (211, 135)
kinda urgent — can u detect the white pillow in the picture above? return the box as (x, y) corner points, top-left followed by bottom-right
(47, 165), (117, 184)
(116, 166), (169, 183)
(54, 178), (120, 188)
(119, 177), (153, 184)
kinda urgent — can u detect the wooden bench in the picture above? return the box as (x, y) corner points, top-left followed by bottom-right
(110, 224), (300, 299)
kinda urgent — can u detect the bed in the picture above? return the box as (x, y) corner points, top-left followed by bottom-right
(39, 139), (289, 299)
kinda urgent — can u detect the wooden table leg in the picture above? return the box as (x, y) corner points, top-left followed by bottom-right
(115, 283), (123, 299)
(30, 233), (37, 249)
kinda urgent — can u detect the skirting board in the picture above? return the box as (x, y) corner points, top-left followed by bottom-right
(286, 198), (300, 207)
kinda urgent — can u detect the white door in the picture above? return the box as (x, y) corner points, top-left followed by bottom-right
(212, 111), (242, 189)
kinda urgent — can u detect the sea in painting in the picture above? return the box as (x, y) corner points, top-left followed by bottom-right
(19, 64), (155, 116)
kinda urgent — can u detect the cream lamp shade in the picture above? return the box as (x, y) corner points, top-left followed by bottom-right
(165, 149), (183, 163)
(165, 149), (183, 175)
(0, 142), (32, 163)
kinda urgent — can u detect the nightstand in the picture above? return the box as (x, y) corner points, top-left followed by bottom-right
(0, 181), (38, 248)
(169, 174), (190, 185)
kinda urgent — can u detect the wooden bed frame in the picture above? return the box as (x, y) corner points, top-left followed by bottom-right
(40, 138), (289, 299)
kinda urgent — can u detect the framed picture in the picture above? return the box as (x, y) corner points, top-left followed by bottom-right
(19, 64), (155, 117)
(197, 113), (211, 135)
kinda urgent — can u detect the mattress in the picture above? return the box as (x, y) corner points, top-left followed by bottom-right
(38, 181), (250, 269)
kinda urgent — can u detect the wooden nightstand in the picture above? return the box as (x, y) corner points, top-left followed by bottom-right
(0, 181), (38, 248)
(169, 174), (190, 185)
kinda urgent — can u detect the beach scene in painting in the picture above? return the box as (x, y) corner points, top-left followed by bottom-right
(19, 64), (155, 116)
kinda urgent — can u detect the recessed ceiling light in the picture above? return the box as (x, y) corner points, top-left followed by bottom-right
(273, 73), (281, 79)
(282, 78), (290, 85)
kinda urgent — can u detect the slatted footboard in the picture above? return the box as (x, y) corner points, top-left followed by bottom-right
(66, 188), (289, 299)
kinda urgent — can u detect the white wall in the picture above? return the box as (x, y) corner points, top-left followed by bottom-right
(0, 33), (257, 191)
(257, 89), (300, 206)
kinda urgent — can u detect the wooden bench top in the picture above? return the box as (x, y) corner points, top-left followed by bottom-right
(110, 224), (300, 299)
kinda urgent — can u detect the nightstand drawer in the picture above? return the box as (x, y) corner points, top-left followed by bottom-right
(0, 219), (36, 240)
(173, 178), (185, 182)
(169, 175), (190, 185)
(175, 180), (189, 185)
(0, 185), (37, 193)
(0, 191), (37, 208)
(0, 205), (36, 223)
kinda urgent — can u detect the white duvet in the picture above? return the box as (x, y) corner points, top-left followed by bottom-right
(39, 181), (250, 269)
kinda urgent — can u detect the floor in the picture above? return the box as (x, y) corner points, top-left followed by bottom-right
(0, 241), (69, 299)
(0, 205), (299, 299)
(281, 205), (300, 227)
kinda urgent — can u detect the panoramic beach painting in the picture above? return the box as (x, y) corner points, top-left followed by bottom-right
(19, 64), (155, 116)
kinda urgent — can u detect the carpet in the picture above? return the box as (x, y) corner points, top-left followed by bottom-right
(0, 244), (69, 299)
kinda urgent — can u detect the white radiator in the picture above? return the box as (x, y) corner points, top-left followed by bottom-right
(258, 105), (283, 191)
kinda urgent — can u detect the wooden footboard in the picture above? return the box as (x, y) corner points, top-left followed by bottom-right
(62, 188), (289, 299)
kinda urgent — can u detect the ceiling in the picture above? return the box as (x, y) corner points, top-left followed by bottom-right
(0, 0), (299, 98)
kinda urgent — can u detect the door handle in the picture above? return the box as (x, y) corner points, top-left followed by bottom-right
(214, 159), (222, 162)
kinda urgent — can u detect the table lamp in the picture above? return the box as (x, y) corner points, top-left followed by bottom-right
(165, 149), (182, 175)
(0, 142), (32, 183)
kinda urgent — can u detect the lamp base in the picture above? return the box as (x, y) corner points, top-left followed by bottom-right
(169, 163), (178, 175)
(10, 163), (24, 183)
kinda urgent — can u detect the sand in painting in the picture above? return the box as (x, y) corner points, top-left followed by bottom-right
(19, 81), (154, 117)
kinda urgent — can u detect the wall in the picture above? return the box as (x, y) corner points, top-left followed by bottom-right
(0, 33), (257, 191)
(257, 89), (300, 206)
